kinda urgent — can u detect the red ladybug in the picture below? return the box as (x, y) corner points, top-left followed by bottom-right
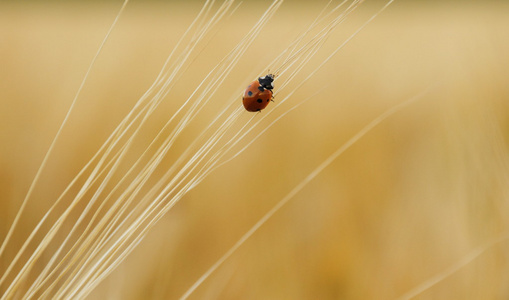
(242, 74), (274, 112)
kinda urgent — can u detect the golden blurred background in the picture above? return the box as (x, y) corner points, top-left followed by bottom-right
(1, 0), (509, 299)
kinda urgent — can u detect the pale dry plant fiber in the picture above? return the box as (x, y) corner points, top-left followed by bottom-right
(4, 0), (505, 299)
(1, 1), (283, 297)
(0, 0), (394, 297)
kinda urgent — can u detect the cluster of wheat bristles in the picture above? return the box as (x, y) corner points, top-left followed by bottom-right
(1, 0), (509, 299)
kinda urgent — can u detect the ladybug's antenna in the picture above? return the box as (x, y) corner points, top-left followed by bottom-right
(271, 71), (279, 81)
(267, 69), (278, 80)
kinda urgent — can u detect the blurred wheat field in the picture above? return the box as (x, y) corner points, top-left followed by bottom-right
(1, 0), (509, 299)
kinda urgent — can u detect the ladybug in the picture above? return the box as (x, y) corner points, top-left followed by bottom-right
(242, 74), (274, 112)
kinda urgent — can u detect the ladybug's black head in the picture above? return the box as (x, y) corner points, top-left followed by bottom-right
(257, 74), (274, 91)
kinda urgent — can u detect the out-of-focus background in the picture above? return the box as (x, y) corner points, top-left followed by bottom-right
(1, 0), (509, 299)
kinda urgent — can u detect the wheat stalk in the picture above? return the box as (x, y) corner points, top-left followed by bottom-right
(0, 0), (420, 298)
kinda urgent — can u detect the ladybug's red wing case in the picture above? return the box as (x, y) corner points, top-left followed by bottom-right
(242, 80), (273, 112)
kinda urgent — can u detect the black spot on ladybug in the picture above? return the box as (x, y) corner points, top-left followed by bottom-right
(248, 91), (253, 96)
(266, 99), (270, 102)
(257, 99), (263, 103)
